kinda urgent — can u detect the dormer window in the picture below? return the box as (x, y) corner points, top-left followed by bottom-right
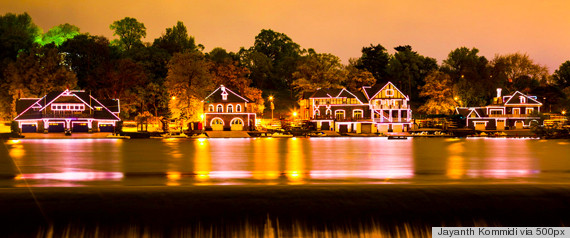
(520, 96), (526, 103)
(221, 85), (228, 100)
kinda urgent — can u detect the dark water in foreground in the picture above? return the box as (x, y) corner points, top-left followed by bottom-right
(1, 137), (570, 237)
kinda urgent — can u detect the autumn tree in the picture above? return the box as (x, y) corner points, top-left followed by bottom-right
(343, 58), (376, 91)
(418, 70), (456, 115)
(153, 21), (197, 55)
(490, 53), (549, 93)
(109, 17), (146, 51)
(291, 52), (346, 97)
(355, 44), (390, 84)
(38, 23), (80, 46)
(165, 51), (213, 121)
(2, 46), (77, 118)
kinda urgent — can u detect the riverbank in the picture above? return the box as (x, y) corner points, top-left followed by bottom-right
(1, 184), (569, 237)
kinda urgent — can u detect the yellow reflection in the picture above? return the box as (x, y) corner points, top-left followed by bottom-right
(194, 139), (211, 183)
(253, 138), (279, 180)
(446, 142), (465, 179)
(286, 138), (305, 184)
(8, 144), (25, 159)
(7, 140), (20, 144)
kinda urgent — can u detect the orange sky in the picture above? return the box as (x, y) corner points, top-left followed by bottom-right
(3, 0), (570, 72)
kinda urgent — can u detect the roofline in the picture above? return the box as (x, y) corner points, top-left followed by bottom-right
(369, 82), (410, 100)
(14, 96), (46, 120)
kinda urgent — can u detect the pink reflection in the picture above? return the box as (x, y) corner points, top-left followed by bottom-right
(310, 170), (413, 179)
(16, 172), (123, 181)
(208, 171), (252, 179)
(467, 169), (536, 178)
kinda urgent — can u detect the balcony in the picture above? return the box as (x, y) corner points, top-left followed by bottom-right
(42, 113), (93, 119)
(371, 105), (410, 110)
(311, 116), (371, 122)
(487, 114), (540, 118)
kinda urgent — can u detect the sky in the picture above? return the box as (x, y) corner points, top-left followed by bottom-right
(2, 0), (570, 72)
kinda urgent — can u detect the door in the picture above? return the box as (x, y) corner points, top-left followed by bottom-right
(21, 124), (37, 133)
(99, 124), (114, 132)
(321, 121), (330, 130)
(515, 121), (524, 129)
(230, 118), (244, 131)
(361, 124), (371, 134)
(339, 125), (348, 133)
(496, 120), (505, 130)
(475, 122), (486, 131)
(211, 118), (224, 131)
(48, 122), (65, 132)
(72, 122), (89, 132)
(392, 125), (403, 132)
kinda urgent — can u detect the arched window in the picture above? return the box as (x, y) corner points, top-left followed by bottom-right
(217, 104), (223, 112)
(326, 109), (332, 116)
(227, 104), (233, 113)
(236, 104), (242, 112)
(230, 118), (244, 125)
(314, 110), (320, 116)
(211, 118), (224, 125)
(208, 105), (214, 112)
(335, 110), (345, 120)
(353, 110), (363, 119)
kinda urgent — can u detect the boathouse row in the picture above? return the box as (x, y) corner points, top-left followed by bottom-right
(14, 89), (120, 133)
(299, 82), (413, 134)
(203, 85), (256, 131)
(456, 89), (543, 130)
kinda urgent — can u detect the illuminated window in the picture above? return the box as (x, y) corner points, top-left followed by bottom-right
(212, 118), (224, 125)
(526, 108), (533, 114)
(236, 104), (242, 112)
(314, 110), (320, 116)
(227, 104), (233, 113)
(353, 110), (363, 119)
(386, 89), (394, 97)
(217, 105), (223, 112)
(208, 105), (214, 112)
(231, 118), (243, 125)
(520, 96), (526, 103)
(513, 108), (520, 115)
(335, 110), (345, 120)
(326, 109), (332, 116)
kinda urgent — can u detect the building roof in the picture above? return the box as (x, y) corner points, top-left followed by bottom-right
(14, 89), (120, 121)
(204, 85), (252, 103)
(504, 91), (542, 105)
(303, 88), (368, 104)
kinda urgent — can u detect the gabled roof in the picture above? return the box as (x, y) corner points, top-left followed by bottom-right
(304, 88), (366, 104)
(204, 85), (252, 103)
(455, 107), (471, 117)
(14, 89), (120, 121)
(504, 91), (542, 105)
(366, 82), (410, 100)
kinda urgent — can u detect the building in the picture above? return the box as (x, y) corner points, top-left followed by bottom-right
(299, 82), (412, 133)
(203, 85), (256, 131)
(455, 88), (543, 130)
(14, 89), (120, 133)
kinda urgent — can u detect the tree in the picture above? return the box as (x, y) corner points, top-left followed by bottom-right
(355, 44), (390, 84)
(291, 52), (346, 97)
(153, 21), (197, 55)
(0, 12), (41, 63)
(418, 70), (456, 115)
(38, 23), (80, 46)
(386, 45), (437, 100)
(242, 29), (302, 89)
(2, 46), (77, 118)
(109, 17), (146, 51)
(165, 51), (213, 121)
(343, 58), (376, 91)
(442, 47), (491, 106)
(552, 61), (570, 88)
(490, 53), (549, 93)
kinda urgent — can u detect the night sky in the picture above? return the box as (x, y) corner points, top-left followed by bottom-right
(3, 0), (570, 71)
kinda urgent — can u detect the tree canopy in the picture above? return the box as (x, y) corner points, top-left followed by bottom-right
(110, 17), (146, 51)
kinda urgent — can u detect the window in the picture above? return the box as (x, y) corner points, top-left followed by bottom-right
(335, 110), (345, 120)
(353, 110), (363, 119)
(520, 96), (526, 103)
(326, 109), (332, 116)
(490, 109), (502, 115)
(314, 110), (320, 116)
(386, 89), (394, 97)
(217, 105), (223, 112)
(236, 104), (242, 112)
(231, 118), (243, 125)
(526, 108), (533, 114)
(513, 108), (520, 115)
(208, 105), (214, 112)
(227, 104), (233, 113)
(212, 118), (224, 125)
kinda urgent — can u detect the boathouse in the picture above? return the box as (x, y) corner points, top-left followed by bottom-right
(299, 82), (413, 133)
(203, 85), (256, 131)
(455, 88), (543, 130)
(14, 89), (120, 133)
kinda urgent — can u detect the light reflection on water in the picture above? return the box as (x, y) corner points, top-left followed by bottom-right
(2, 137), (570, 187)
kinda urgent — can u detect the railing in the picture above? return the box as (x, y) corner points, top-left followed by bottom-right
(487, 114), (540, 118)
(42, 113), (93, 118)
(373, 118), (411, 123)
(371, 105), (410, 110)
(311, 116), (370, 122)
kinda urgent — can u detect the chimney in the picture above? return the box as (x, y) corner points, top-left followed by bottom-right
(496, 88), (502, 98)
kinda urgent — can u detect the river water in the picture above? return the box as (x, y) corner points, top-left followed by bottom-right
(3, 137), (570, 186)
(2, 137), (570, 237)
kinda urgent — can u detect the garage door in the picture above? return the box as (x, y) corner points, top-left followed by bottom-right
(361, 124), (371, 134)
(392, 125), (403, 132)
(338, 124), (348, 133)
(496, 120), (505, 130)
(321, 122), (330, 130)
(21, 124), (37, 133)
(99, 124), (114, 132)
(72, 122), (89, 132)
(515, 121), (524, 129)
(48, 123), (65, 133)
(475, 122), (486, 131)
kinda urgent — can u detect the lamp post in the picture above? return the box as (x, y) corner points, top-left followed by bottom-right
(269, 96), (274, 120)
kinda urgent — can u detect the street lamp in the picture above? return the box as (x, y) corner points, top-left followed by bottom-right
(269, 96), (274, 120)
